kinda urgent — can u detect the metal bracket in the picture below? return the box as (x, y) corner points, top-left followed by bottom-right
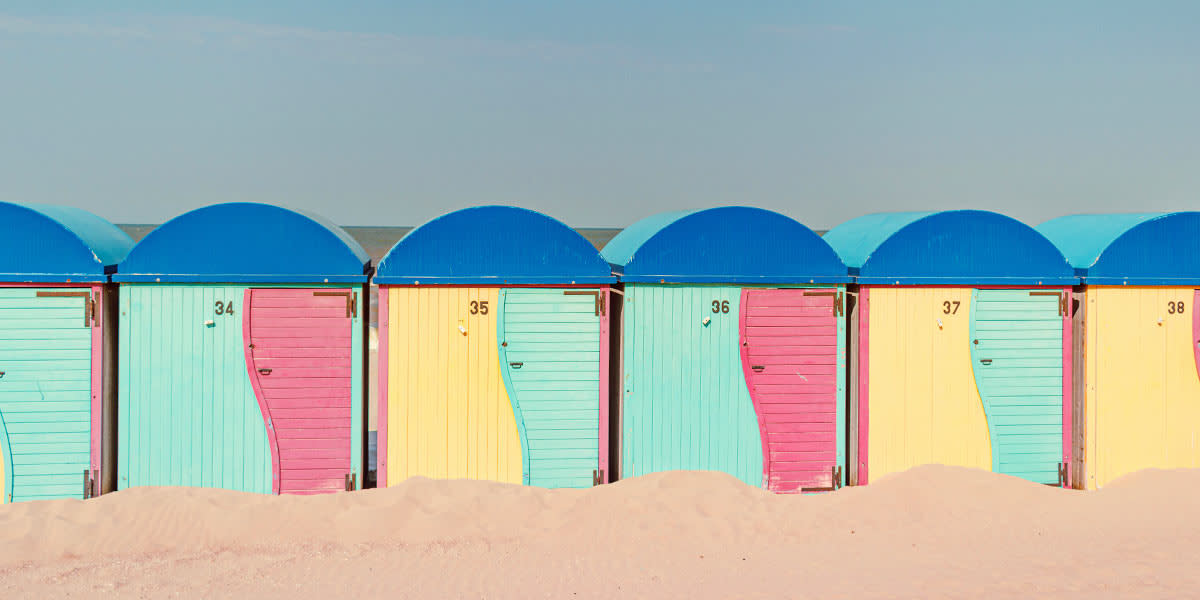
(1029, 291), (1069, 316)
(37, 291), (95, 327)
(564, 290), (605, 316)
(800, 466), (844, 492)
(313, 291), (357, 318)
(592, 469), (605, 486)
(803, 290), (844, 316)
(345, 473), (358, 491)
(83, 469), (97, 499)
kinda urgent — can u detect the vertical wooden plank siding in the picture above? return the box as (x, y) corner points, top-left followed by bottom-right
(89, 285), (103, 483)
(969, 289), (1064, 484)
(377, 288), (389, 488)
(1062, 293), (1073, 483)
(118, 285), (271, 493)
(0, 288), (94, 501)
(384, 287), (522, 485)
(857, 287), (870, 485)
(739, 289), (841, 492)
(599, 289), (611, 483)
(1083, 286), (1200, 489)
(245, 289), (354, 494)
(498, 289), (602, 488)
(866, 287), (991, 480)
(621, 285), (763, 486)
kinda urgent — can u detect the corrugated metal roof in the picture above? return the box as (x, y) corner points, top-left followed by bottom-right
(113, 203), (370, 283)
(0, 202), (133, 283)
(823, 210), (1075, 285)
(1036, 212), (1200, 285)
(600, 207), (849, 284)
(374, 206), (614, 285)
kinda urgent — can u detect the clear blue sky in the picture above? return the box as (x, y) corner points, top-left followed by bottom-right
(1, 2), (1197, 228)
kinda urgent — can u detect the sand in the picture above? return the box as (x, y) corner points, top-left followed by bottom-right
(0, 465), (1197, 598)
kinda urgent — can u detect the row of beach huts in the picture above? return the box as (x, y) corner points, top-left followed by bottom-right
(0, 201), (1196, 502)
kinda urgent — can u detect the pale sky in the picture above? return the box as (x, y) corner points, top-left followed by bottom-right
(1, 2), (1197, 229)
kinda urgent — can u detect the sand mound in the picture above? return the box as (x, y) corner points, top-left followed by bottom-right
(2, 466), (1198, 598)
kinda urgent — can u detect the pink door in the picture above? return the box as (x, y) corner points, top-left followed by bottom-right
(740, 289), (839, 493)
(244, 288), (354, 495)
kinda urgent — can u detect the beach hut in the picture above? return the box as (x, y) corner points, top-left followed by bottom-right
(824, 210), (1076, 487)
(1037, 212), (1200, 489)
(113, 203), (370, 494)
(602, 207), (851, 492)
(0, 202), (133, 502)
(374, 206), (615, 489)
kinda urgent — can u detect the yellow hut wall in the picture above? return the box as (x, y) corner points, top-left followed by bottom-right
(867, 287), (992, 480)
(1082, 286), (1200, 489)
(384, 287), (522, 485)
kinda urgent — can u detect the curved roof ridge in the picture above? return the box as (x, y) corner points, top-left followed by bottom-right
(0, 202), (133, 282)
(375, 205), (613, 285)
(600, 206), (848, 284)
(114, 202), (369, 283)
(825, 210), (1073, 285)
(1037, 212), (1200, 285)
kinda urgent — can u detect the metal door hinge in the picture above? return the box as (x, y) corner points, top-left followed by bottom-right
(37, 291), (95, 327)
(564, 290), (605, 316)
(345, 473), (358, 491)
(314, 290), (357, 318)
(593, 469), (605, 486)
(83, 469), (97, 499)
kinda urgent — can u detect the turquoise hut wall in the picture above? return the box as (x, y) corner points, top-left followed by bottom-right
(621, 285), (764, 485)
(118, 285), (272, 492)
(117, 283), (366, 492)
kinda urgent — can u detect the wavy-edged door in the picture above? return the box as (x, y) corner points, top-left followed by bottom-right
(245, 288), (354, 494)
(969, 289), (1064, 484)
(740, 288), (841, 492)
(0, 288), (94, 502)
(498, 288), (605, 488)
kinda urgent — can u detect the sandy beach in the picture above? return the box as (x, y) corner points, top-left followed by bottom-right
(0, 465), (1196, 598)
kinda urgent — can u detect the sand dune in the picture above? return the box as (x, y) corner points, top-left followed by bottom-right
(1, 465), (1198, 598)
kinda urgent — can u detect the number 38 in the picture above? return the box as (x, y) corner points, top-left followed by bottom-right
(1168, 301), (1186, 314)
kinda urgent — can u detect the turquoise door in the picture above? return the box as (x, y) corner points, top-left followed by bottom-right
(620, 285), (762, 485)
(969, 289), (1064, 484)
(498, 288), (603, 488)
(118, 285), (271, 492)
(0, 288), (93, 502)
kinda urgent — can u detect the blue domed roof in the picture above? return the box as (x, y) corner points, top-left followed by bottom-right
(114, 203), (369, 283)
(1037, 212), (1200, 285)
(375, 206), (614, 285)
(0, 202), (133, 283)
(600, 207), (849, 284)
(823, 210), (1075, 285)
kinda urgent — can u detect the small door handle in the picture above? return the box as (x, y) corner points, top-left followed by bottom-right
(509, 362), (523, 369)
(258, 368), (273, 375)
(0, 371), (5, 378)
(751, 365), (765, 372)
(979, 359), (992, 365)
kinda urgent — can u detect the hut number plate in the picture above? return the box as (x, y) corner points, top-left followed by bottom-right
(711, 300), (730, 314)
(942, 301), (961, 314)
(469, 301), (489, 315)
(1168, 301), (1186, 314)
(214, 300), (235, 316)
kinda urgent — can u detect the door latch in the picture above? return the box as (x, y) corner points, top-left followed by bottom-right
(258, 368), (273, 375)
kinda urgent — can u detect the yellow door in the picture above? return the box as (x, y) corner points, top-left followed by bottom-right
(384, 287), (522, 484)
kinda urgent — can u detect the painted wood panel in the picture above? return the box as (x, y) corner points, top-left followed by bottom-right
(866, 287), (992, 480)
(1082, 286), (1200, 489)
(382, 287), (521, 485)
(969, 289), (1064, 484)
(117, 285), (271, 492)
(740, 289), (842, 492)
(621, 285), (762, 486)
(0, 288), (93, 502)
(498, 288), (603, 488)
(245, 288), (355, 494)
